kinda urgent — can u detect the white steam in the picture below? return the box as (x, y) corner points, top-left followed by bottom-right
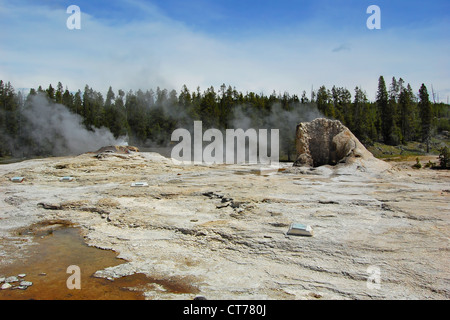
(23, 94), (128, 156)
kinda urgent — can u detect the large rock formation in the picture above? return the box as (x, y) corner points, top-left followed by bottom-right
(293, 118), (390, 171)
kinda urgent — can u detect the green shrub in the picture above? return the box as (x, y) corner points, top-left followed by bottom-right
(439, 146), (450, 169)
(412, 157), (422, 169)
(424, 160), (436, 168)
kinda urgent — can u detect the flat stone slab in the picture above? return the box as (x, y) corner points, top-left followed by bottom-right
(286, 223), (313, 237)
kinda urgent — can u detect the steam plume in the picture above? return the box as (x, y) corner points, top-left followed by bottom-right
(21, 94), (127, 156)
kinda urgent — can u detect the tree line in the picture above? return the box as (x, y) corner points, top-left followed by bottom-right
(0, 77), (448, 159)
(316, 76), (448, 148)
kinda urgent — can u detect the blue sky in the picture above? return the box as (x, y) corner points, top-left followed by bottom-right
(0, 0), (449, 101)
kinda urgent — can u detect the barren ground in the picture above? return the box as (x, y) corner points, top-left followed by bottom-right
(0, 152), (449, 299)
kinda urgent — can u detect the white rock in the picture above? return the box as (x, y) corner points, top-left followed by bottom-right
(1, 283), (12, 290)
(293, 118), (391, 173)
(18, 274), (27, 278)
(5, 276), (18, 283)
(20, 281), (33, 287)
(131, 182), (148, 187)
(287, 223), (314, 237)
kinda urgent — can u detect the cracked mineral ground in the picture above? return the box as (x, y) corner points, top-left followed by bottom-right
(0, 151), (449, 299)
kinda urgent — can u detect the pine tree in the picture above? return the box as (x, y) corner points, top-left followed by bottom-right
(178, 85), (194, 126)
(1, 81), (19, 136)
(125, 90), (147, 143)
(105, 86), (115, 108)
(46, 84), (55, 101)
(220, 85), (235, 128)
(81, 85), (105, 130)
(200, 86), (218, 127)
(82, 85), (92, 128)
(178, 85), (192, 109)
(300, 91), (309, 104)
(398, 83), (416, 143)
(377, 76), (396, 145)
(0, 80), (7, 156)
(73, 90), (82, 115)
(331, 86), (351, 124)
(418, 84), (432, 152)
(155, 87), (168, 108)
(55, 82), (64, 104)
(387, 77), (402, 145)
(316, 86), (334, 118)
(62, 88), (74, 111)
(353, 86), (376, 142)
(0, 81), (20, 156)
(113, 90), (129, 138)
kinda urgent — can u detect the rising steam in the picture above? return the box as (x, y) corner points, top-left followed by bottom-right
(21, 94), (128, 156)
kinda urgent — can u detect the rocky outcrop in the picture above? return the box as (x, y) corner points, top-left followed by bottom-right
(94, 145), (139, 154)
(293, 118), (390, 172)
(93, 145), (140, 159)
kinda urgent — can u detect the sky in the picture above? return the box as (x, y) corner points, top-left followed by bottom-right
(0, 0), (449, 101)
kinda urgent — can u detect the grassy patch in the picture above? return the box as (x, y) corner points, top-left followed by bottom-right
(368, 137), (450, 161)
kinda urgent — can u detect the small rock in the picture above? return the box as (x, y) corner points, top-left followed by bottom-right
(38, 273), (47, 276)
(1, 283), (12, 290)
(18, 274), (26, 278)
(5, 276), (18, 283)
(20, 281), (33, 287)
(230, 201), (241, 208)
(269, 222), (289, 227)
(318, 200), (339, 205)
(0, 277), (5, 283)
(37, 202), (62, 210)
(17, 286), (28, 290)
(202, 192), (223, 199)
(202, 192), (214, 198)
(308, 292), (322, 299)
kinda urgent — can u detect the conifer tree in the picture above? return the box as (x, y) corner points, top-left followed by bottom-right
(418, 84), (432, 152)
(377, 76), (396, 145)
(398, 83), (417, 143)
(55, 82), (64, 104)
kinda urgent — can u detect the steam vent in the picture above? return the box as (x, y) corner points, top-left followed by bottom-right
(293, 118), (389, 171)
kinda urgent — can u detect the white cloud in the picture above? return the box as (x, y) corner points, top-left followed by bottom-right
(0, 0), (448, 102)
